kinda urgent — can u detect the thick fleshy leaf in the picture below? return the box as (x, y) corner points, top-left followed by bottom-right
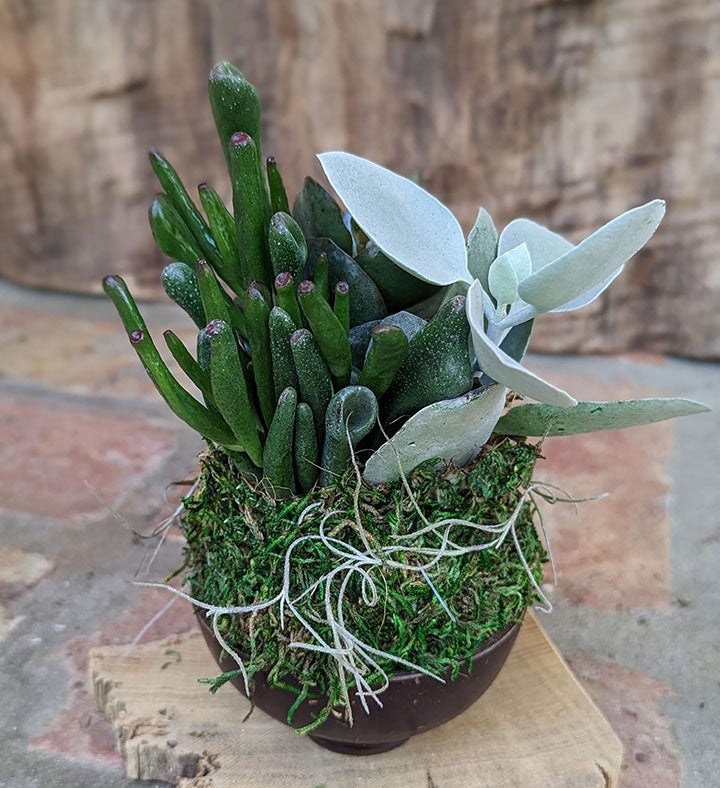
(507, 242), (532, 281)
(548, 268), (624, 313)
(318, 152), (471, 286)
(466, 207), (498, 292)
(349, 311), (426, 368)
(494, 398), (710, 437)
(484, 202), (666, 319)
(497, 218), (623, 315)
(306, 238), (386, 326)
(363, 384), (507, 485)
(321, 386), (379, 486)
(499, 318), (534, 362)
(518, 200), (666, 313)
(300, 177), (354, 254)
(378, 311), (427, 343)
(498, 219), (573, 268)
(500, 208), (664, 316)
(488, 242), (533, 308)
(467, 281), (576, 407)
(355, 242), (440, 311)
(488, 245), (522, 306)
(349, 320), (379, 368)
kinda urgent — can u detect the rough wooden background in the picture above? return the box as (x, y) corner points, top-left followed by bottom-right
(2, 0), (718, 357)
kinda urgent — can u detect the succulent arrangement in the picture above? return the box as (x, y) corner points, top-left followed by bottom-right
(104, 63), (707, 730)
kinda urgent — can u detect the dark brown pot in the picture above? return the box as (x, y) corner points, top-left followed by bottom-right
(196, 611), (522, 755)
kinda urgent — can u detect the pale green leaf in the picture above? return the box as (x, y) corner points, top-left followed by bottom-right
(364, 385), (507, 485)
(518, 200), (666, 313)
(497, 218), (623, 314)
(467, 208), (498, 292)
(498, 219), (573, 269)
(317, 152), (471, 286)
(548, 269), (623, 313)
(507, 242), (532, 281)
(488, 249), (520, 306)
(494, 398), (710, 437)
(467, 281), (577, 407)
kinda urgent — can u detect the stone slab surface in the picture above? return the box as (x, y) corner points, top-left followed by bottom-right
(0, 393), (178, 519)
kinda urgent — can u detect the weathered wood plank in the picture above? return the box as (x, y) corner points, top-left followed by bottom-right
(90, 614), (622, 787)
(3, 0), (718, 356)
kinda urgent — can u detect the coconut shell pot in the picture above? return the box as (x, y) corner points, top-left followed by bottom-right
(196, 611), (522, 755)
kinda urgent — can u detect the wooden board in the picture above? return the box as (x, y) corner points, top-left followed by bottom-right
(89, 614), (622, 787)
(3, 0), (720, 357)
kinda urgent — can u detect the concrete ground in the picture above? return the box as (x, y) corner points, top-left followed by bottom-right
(0, 278), (717, 788)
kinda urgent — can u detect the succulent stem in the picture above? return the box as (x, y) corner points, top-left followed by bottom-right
(161, 263), (206, 329)
(269, 307), (300, 400)
(198, 182), (243, 295)
(274, 272), (303, 328)
(333, 281), (350, 335)
(229, 132), (272, 287)
(208, 62), (263, 169)
(266, 157), (290, 214)
(294, 402), (319, 492)
(359, 324), (409, 398)
(297, 280), (352, 387)
(103, 275), (237, 446)
(244, 283), (275, 427)
(163, 329), (213, 399)
(268, 212), (307, 279)
(289, 328), (332, 435)
(149, 194), (202, 265)
(320, 386), (378, 486)
(149, 150), (224, 272)
(206, 318), (264, 465)
(263, 387), (297, 498)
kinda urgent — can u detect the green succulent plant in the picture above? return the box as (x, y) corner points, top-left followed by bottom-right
(104, 61), (707, 499)
(104, 65), (450, 497)
(103, 62), (711, 733)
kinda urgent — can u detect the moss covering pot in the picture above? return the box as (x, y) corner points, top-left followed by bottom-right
(180, 440), (544, 752)
(104, 61), (708, 754)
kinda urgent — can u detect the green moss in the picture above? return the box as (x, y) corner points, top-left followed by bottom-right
(180, 436), (546, 730)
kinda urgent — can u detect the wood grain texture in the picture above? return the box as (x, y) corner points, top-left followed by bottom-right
(90, 614), (623, 787)
(2, 0), (718, 356)
(0, 0), (219, 297)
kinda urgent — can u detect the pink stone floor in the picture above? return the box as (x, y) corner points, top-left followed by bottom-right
(0, 279), (717, 787)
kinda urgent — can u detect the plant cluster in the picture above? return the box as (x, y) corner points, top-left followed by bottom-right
(104, 63), (706, 497)
(104, 62), (708, 724)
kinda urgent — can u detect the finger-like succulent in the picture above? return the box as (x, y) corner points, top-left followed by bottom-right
(104, 62), (708, 500)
